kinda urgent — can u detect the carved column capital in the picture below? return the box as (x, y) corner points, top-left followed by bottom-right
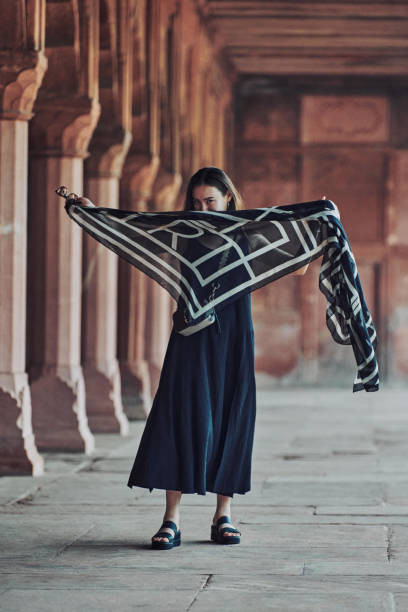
(30, 96), (101, 157)
(0, 51), (47, 120)
(121, 153), (160, 204)
(86, 127), (132, 178)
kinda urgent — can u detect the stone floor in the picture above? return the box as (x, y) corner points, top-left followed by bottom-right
(1, 379), (408, 611)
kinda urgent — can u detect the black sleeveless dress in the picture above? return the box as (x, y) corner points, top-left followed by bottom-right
(126, 292), (257, 498)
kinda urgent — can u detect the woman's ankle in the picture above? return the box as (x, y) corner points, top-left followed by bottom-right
(165, 490), (181, 521)
(213, 510), (231, 522)
(163, 511), (179, 519)
(163, 508), (180, 526)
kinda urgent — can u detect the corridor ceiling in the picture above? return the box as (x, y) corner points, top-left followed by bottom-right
(201, 1), (408, 76)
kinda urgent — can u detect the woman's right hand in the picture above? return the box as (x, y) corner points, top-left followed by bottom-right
(76, 196), (96, 207)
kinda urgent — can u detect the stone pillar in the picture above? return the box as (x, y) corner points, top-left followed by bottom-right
(143, 2), (184, 396)
(384, 150), (408, 381)
(118, 154), (160, 417)
(0, 53), (47, 474)
(119, 265), (152, 418)
(28, 100), (100, 452)
(144, 279), (173, 395)
(83, 167), (130, 434)
(80, 0), (134, 433)
(147, 169), (182, 395)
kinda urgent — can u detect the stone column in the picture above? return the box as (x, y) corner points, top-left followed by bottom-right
(143, 2), (183, 396)
(0, 53), (47, 474)
(118, 154), (160, 417)
(80, 0), (135, 433)
(147, 169), (182, 395)
(384, 150), (408, 381)
(83, 143), (131, 434)
(28, 99), (100, 452)
(144, 279), (173, 395)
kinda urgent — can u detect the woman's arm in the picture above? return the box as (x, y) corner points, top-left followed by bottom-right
(246, 232), (309, 276)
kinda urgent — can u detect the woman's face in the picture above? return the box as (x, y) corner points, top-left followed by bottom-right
(192, 185), (231, 211)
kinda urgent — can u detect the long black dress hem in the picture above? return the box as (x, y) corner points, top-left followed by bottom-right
(126, 481), (252, 497)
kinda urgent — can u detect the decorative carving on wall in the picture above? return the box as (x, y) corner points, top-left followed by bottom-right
(301, 95), (389, 143)
(30, 98), (101, 156)
(0, 53), (47, 119)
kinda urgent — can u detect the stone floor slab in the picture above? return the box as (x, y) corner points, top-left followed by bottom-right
(0, 588), (198, 611)
(1, 386), (408, 610)
(190, 588), (394, 611)
(261, 480), (384, 505)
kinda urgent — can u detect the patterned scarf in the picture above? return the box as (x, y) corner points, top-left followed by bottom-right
(59, 188), (379, 393)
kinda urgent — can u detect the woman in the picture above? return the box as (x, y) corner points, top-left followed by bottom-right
(126, 166), (256, 549)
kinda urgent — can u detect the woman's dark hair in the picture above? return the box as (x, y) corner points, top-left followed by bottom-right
(183, 166), (243, 211)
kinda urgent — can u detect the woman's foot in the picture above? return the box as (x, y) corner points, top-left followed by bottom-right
(211, 514), (238, 537)
(213, 493), (236, 536)
(152, 489), (182, 544)
(211, 515), (241, 544)
(151, 518), (181, 550)
(152, 516), (179, 544)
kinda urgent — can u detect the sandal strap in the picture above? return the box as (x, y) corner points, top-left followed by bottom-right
(153, 531), (174, 540)
(152, 519), (179, 541)
(162, 520), (178, 534)
(216, 515), (232, 527)
(219, 527), (241, 536)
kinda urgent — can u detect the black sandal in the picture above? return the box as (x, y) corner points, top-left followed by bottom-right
(151, 520), (181, 550)
(211, 515), (241, 545)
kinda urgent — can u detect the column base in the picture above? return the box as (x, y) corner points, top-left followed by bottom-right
(0, 373), (44, 476)
(119, 360), (152, 420)
(82, 360), (129, 434)
(29, 365), (95, 453)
